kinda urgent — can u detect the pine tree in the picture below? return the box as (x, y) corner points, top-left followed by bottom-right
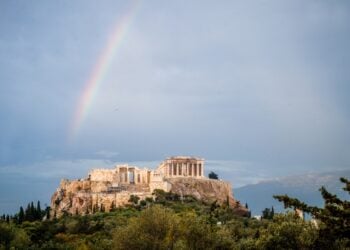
(6, 214), (10, 223)
(274, 177), (350, 248)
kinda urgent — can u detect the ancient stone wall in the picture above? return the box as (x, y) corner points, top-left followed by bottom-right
(89, 169), (116, 182)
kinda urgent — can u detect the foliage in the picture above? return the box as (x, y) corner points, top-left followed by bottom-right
(274, 177), (350, 249)
(261, 206), (274, 220)
(256, 213), (318, 249)
(1, 181), (349, 249)
(128, 194), (140, 205)
(208, 171), (219, 179)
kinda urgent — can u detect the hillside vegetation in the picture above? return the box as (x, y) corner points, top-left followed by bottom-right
(0, 178), (349, 249)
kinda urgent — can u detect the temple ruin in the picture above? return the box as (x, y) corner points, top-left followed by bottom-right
(50, 156), (247, 217)
(88, 156), (205, 192)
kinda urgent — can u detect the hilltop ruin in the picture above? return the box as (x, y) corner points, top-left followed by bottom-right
(50, 156), (247, 217)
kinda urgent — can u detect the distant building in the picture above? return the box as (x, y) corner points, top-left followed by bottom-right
(253, 215), (262, 220)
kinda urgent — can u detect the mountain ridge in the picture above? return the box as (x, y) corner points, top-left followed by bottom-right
(234, 169), (350, 215)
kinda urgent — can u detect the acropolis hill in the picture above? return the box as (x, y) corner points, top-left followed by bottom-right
(51, 156), (247, 217)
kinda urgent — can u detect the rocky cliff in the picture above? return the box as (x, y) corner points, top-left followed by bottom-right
(51, 177), (247, 218)
(167, 178), (247, 215)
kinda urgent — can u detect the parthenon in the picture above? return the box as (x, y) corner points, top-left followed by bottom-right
(157, 156), (204, 178)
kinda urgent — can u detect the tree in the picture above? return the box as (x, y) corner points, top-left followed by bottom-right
(30, 202), (35, 220)
(113, 205), (181, 249)
(18, 207), (24, 224)
(274, 177), (350, 248)
(36, 201), (42, 220)
(128, 195), (140, 205)
(271, 206), (274, 218)
(262, 207), (274, 220)
(208, 171), (219, 180)
(256, 213), (317, 249)
(100, 204), (105, 212)
(152, 189), (167, 203)
(110, 201), (116, 212)
(45, 206), (51, 219)
(92, 204), (98, 214)
(0, 223), (15, 249)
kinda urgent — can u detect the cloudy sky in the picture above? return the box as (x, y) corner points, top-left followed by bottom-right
(1, 0), (350, 213)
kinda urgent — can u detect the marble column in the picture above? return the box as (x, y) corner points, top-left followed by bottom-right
(126, 168), (129, 183)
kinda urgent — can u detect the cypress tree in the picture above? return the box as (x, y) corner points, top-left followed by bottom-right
(271, 206), (274, 218)
(18, 206), (24, 224)
(30, 202), (35, 221)
(45, 207), (50, 220)
(25, 203), (31, 221)
(36, 201), (41, 220)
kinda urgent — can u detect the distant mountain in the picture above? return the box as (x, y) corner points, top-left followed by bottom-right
(234, 170), (350, 216)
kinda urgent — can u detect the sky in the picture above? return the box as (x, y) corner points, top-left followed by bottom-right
(1, 0), (350, 213)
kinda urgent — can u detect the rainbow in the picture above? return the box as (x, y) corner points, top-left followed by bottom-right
(69, 1), (140, 141)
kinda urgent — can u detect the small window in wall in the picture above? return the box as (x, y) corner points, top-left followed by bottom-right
(179, 164), (182, 175)
(189, 164), (192, 175)
(138, 174), (140, 183)
(173, 164), (177, 175)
